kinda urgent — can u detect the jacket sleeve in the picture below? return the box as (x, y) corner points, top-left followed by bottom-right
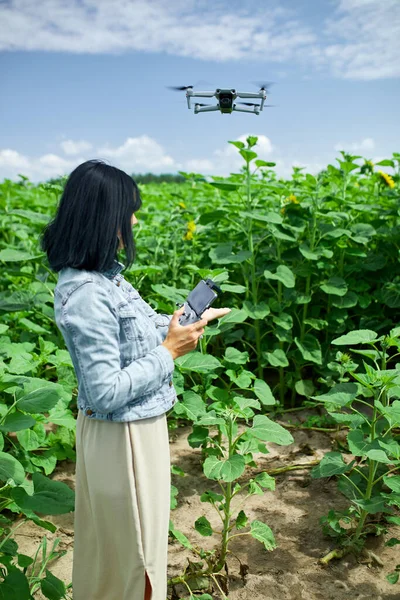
(61, 281), (175, 414)
(136, 296), (173, 342)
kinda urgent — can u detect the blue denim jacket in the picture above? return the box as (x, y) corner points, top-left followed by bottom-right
(54, 259), (177, 422)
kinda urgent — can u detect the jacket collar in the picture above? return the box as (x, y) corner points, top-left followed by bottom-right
(100, 258), (125, 279)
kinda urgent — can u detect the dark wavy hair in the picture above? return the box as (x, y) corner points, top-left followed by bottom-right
(40, 159), (142, 272)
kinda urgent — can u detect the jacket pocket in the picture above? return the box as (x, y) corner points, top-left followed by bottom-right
(117, 304), (147, 341)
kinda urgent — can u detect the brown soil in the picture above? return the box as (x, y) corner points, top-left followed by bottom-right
(12, 409), (400, 600)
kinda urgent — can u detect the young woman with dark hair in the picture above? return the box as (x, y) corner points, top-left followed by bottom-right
(40, 159), (230, 600)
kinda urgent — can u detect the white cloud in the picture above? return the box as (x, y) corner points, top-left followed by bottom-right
(334, 137), (375, 152)
(61, 139), (93, 155)
(97, 135), (177, 171)
(0, 1), (398, 79)
(0, 135), (178, 181)
(0, 148), (81, 181)
(324, 0), (400, 79)
(183, 134), (274, 175)
(0, 0), (314, 62)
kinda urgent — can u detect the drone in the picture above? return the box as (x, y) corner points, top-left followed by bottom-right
(168, 83), (274, 115)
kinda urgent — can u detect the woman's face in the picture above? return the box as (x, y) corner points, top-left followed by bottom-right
(117, 213), (138, 250)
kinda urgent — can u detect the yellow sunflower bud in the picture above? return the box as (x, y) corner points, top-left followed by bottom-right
(378, 170), (395, 189)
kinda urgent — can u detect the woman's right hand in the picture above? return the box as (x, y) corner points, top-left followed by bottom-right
(161, 306), (208, 360)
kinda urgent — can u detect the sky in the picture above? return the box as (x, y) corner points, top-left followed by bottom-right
(0, 0), (399, 182)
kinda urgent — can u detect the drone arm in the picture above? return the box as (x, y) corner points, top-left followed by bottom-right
(190, 91), (216, 98)
(236, 92), (266, 99)
(194, 104), (220, 114)
(232, 105), (259, 115)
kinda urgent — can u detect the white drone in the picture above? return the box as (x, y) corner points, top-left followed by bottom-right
(168, 82), (274, 115)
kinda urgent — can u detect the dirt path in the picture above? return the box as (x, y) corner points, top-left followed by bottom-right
(13, 410), (400, 599)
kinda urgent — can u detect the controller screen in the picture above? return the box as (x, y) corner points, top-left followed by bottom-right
(187, 281), (216, 315)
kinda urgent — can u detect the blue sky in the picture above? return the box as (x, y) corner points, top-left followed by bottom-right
(0, 0), (399, 182)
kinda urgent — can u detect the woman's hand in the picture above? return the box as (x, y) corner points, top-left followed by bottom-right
(161, 306), (207, 360)
(161, 306), (231, 360)
(201, 307), (231, 322)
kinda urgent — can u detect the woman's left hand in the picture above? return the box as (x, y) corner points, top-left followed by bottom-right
(201, 307), (231, 323)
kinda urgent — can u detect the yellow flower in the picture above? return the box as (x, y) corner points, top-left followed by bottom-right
(178, 201), (186, 209)
(378, 170), (395, 189)
(183, 220), (196, 241)
(287, 194), (299, 204)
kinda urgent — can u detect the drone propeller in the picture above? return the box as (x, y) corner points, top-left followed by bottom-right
(252, 81), (274, 92)
(167, 85), (194, 91)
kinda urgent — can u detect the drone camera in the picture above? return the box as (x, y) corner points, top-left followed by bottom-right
(218, 90), (234, 113)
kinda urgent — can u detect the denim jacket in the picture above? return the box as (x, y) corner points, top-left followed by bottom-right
(54, 258), (177, 422)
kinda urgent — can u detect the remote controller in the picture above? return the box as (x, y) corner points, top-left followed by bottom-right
(178, 279), (221, 326)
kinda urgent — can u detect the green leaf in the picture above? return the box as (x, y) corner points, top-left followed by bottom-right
(17, 386), (61, 413)
(220, 283), (247, 293)
(168, 521), (194, 549)
(354, 496), (389, 514)
(295, 380), (315, 397)
(178, 392), (206, 421)
(203, 454), (246, 482)
(253, 379), (276, 405)
(187, 426), (209, 448)
(254, 472), (275, 490)
(272, 312), (293, 330)
(255, 159), (276, 168)
(17, 554), (34, 568)
(0, 569), (30, 600)
(243, 301), (270, 319)
(0, 249), (43, 262)
(250, 415), (294, 445)
(320, 277), (348, 296)
(332, 329), (378, 345)
(264, 265), (296, 288)
(311, 452), (355, 478)
(200, 490), (224, 504)
(170, 485), (178, 510)
(208, 182), (240, 192)
(383, 475), (400, 493)
(11, 472), (75, 515)
(347, 430), (370, 456)
(240, 149), (258, 163)
(195, 516), (213, 537)
(0, 412), (36, 432)
(176, 352), (222, 373)
(239, 211), (282, 224)
(311, 383), (358, 407)
(224, 347), (249, 365)
(294, 335), (322, 365)
(40, 569), (66, 600)
(16, 428), (40, 451)
(31, 451), (58, 476)
(218, 308), (248, 325)
(228, 140), (245, 149)
(235, 510), (248, 530)
(250, 520), (277, 551)
(0, 452), (26, 484)
(376, 159), (395, 167)
(265, 348), (289, 367)
(209, 243), (252, 264)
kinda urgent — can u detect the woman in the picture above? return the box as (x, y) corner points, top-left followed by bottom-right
(40, 159), (230, 600)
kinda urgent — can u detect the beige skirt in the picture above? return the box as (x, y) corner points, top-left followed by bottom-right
(72, 409), (171, 600)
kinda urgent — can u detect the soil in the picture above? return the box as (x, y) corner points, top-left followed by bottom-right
(12, 409), (400, 600)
